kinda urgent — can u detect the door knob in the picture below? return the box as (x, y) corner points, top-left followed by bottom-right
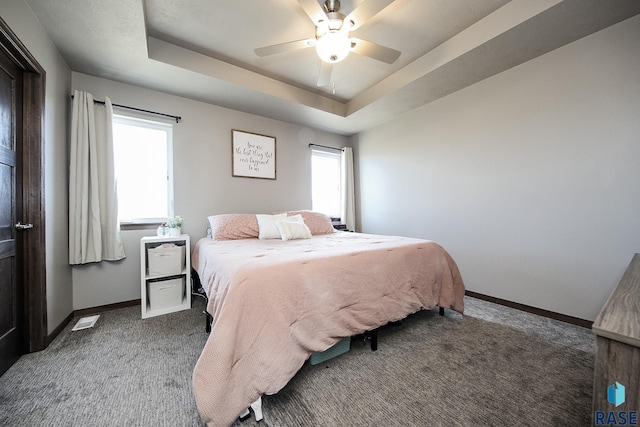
(15, 222), (34, 230)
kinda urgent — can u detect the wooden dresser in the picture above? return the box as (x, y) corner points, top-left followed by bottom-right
(592, 253), (640, 422)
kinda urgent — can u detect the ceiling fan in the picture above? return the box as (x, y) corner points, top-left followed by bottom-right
(254, 0), (401, 87)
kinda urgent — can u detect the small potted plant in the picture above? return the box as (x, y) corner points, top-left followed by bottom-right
(166, 215), (184, 236)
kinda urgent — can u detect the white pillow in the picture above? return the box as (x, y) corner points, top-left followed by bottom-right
(256, 213), (287, 239)
(276, 215), (312, 241)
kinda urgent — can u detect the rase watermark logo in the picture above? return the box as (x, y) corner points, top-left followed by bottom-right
(595, 382), (638, 426)
(609, 382), (626, 407)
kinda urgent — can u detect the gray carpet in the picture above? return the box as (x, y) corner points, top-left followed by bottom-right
(0, 296), (595, 427)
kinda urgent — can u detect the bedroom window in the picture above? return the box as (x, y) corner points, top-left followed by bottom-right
(311, 149), (341, 220)
(112, 115), (174, 224)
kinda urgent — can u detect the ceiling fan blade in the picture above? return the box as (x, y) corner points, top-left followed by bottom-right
(298, 0), (329, 25)
(317, 61), (333, 87)
(344, 0), (394, 31)
(254, 38), (316, 57)
(350, 38), (400, 64)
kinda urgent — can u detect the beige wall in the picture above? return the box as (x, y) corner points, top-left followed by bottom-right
(0, 1), (73, 334)
(70, 72), (350, 309)
(354, 15), (640, 321)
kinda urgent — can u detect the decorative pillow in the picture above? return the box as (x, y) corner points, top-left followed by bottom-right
(276, 215), (312, 241)
(278, 210), (336, 235)
(207, 214), (259, 240)
(256, 213), (287, 239)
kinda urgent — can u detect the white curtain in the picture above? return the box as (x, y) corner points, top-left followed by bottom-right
(340, 147), (356, 231)
(69, 90), (126, 265)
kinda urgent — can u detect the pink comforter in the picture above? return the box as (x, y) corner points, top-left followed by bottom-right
(191, 232), (465, 427)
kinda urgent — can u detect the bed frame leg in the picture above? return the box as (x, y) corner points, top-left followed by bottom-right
(362, 330), (378, 351)
(439, 307), (445, 316)
(192, 268), (213, 333)
(370, 330), (378, 351)
(204, 311), (212, 333)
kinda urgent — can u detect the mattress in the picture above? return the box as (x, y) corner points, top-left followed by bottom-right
(191, 232), (465, 426)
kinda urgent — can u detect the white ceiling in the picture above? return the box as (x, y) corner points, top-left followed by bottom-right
(24, 0), (640, 135)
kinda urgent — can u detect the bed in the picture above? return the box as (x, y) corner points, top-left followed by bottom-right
(191, 212), (465, 427)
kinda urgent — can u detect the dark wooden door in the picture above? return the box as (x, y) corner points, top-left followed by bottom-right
(0, 45), (24, 376)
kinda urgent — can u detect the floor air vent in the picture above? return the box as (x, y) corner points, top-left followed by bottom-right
(71, 315), (100, 331)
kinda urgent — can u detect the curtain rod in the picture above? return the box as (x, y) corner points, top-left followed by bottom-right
(70, 95), (182, 123)
(308, 143), (344, 152)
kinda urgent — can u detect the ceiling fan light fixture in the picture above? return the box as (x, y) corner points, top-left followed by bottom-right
(315, 30), (351, 63)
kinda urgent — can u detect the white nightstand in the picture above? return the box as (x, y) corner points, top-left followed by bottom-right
(140, 235), (191, 319)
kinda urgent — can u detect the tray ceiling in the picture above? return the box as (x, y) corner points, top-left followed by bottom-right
(24, 0), (640, 134)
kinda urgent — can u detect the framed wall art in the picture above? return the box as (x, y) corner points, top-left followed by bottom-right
(231, 129), (276, 179)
